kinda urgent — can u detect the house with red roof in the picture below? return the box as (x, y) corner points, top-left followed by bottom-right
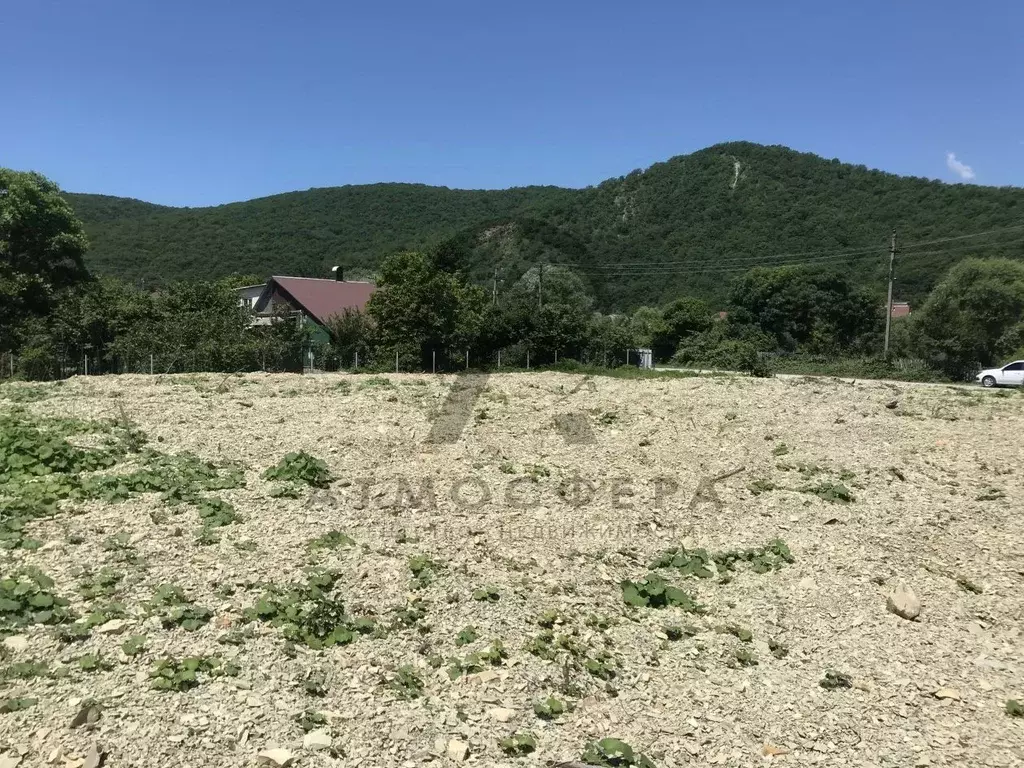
(246, 269), (375, 343)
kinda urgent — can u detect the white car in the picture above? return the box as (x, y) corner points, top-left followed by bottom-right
(975, 360), (1024, 388)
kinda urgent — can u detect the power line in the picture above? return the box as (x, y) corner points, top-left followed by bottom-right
(897, 223), (1024, 250)
(576, 250), (886, 276)
(585, 246), (888, 274)
(580, 221), (1024, 272)
(573, 237), (1024, 277)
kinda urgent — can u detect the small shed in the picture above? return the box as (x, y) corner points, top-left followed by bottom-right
(632, 348), (654, 369)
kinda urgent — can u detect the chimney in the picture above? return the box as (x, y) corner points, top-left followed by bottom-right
(331, 265), (343, 282)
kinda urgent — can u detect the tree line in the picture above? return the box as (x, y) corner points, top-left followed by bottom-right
(66, 141), (1024, 311)
(4, 169), (1024, 382)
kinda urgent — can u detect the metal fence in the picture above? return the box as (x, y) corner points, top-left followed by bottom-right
(324, 344), (643, 374)
(0, 344), (653, 381)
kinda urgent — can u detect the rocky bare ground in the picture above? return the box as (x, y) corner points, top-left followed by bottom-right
(1, 371), (1022, 767)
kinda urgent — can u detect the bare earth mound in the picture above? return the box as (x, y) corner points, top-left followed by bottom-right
(1, 372), (1022, 767)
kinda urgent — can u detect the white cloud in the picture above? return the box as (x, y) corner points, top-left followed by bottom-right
(946, 152), (976, 181)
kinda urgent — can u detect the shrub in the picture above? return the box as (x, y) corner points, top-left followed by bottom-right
(245, 571), (374, 649)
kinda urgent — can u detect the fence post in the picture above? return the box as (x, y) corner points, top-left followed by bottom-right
(626, 349), (630, 366)
(354, 350), (359, 369)
(526, 350), (530, 369)
(554, 350), (558, 364)
(150, 354), (154, 375)
(395, 349), (399, 374)
(432, 350), (436, 374)
(497, 350), (501, 369)
(84, 354), (88, 376)
(465, 349), (469, 370)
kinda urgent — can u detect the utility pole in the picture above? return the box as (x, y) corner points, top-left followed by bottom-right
(883, 228), (899, 359)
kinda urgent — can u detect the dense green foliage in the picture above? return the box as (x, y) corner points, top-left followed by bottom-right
(1, 170), (90, 351)
(67, 185), (571, 286)
(10, 276), (311, 378)
(367, 250), (486, 369)
(910, 259), (1024, 378)
(66, 142), (1024, 309)
(6, 164), (1024, 382)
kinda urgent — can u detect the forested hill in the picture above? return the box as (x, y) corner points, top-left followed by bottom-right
(65, 184), (572, 286)
(66, 142), (1024, 308)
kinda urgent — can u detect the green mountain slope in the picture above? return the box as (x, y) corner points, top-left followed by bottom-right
(66, 142), (1024, 307)
(65, 184), (573, 285)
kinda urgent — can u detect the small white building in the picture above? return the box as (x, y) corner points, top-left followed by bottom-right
(237, 284), (266, 311)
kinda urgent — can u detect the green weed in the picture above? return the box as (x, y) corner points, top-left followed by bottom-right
(263, 451), (331, 489)
(0, 697), (37, 713)
(447, 640), (507, 679)
(0, 568), (74, 630)
(294, 709), (328, 733)
(472, 585), (500, 602)
(385, 664), (424, 699)
(122, 635), (148, 656)
(620, 574), (703, 612)
(308, 531), (355, 550)
(245, 571), (374, 649)
(149, 656), (238, 692)
(408, 555), (443, 589)
(79, 568), (122, 600)
(820, 670), (853, 690)
(533, 695), (570, 720)
(498, 733), (537, 756)
(800, 482), (854, 503)
(455, 626), (479, 646)
(581, 738), (657, 768)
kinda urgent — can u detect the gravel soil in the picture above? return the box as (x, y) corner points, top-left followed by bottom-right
(1, 372), (1022, 768)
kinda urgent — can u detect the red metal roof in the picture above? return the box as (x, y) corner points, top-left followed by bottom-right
(262, 277), (375, 325)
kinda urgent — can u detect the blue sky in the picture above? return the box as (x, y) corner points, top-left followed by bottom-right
(5, 1), (1022, 206)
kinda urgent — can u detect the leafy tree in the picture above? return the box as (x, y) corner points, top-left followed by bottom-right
(584, 312), (634, 366)
(652, 297), (714, 360)
(729, 267), (877, 352)
(672, 317), (775, 370)
(502, 266), (593, 360)
(1, 169), (89, 350)
(428, 232), (474, 274)
(911, 258), (1024, 378)
(367, 251), (485, 369)
(628, 307), (667, 349)
(324, 308), (374, 367)
(47, 277), (155, 373)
